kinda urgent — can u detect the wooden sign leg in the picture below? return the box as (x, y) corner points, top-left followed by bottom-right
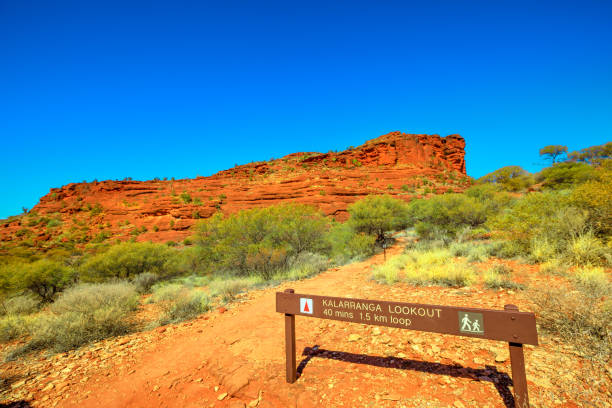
(505, 304), (529, 407)
(284, 289), (296, 383)
(509, 342), (529, 407)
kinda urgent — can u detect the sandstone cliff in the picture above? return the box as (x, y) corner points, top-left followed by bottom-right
(1, 132), (469, 246)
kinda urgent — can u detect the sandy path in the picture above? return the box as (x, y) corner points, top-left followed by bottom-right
(5, 240), (599, 407)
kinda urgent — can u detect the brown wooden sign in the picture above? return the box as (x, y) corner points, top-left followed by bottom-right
(277, 289), (538, 407)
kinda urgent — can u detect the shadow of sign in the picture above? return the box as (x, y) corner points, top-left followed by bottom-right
(0, 402), (33, 408)
(298, 346), (516, 408)
(278, 290), (537, 408)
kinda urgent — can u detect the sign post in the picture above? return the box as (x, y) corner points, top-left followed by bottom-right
(277, 290), (538, 407)
(505, 304), (530, 408)
(284, 289), (297, 383)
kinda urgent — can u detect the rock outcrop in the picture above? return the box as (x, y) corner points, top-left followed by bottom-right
(0, 132), (469, 246)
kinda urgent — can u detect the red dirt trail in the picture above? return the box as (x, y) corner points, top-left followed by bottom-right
(4, 240), (606, 407)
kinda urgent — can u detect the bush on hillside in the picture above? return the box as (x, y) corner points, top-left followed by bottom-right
(208, 278), (258, 302)
(489, 191), (610, 264)
(530, 278), (611, 361)
(156, 288), (211, 325)
(372, 249), (476, 287)
(407, 193), (488, 239)
(79, 242), (179, 281)
(149, 283), (184, 303)
(194, 204), (329, 279)
(538, 162), (594, 189)
(51, 282), (138, 315)
(0, 315), (33, 343)
(573, 266), (610, 298)
(488, 191), (569, 252)
(1, 294), (40, 316)
(131, 272), (159, 294)
(326, 222), (376, 263)
(283, 252), (329, 280)
(483, 264), (524, 290)
(14, 260), (76, 302)
(478, 166), (533, 192)
(566, 232), (609, 266)
(567, 142), (612, 164)
(347, 195), (409, 243)
(570, 159), (612, 237)
(9, 282), (138, 356)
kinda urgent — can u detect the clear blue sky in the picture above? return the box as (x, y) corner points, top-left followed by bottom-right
(1, 1), (611, 219)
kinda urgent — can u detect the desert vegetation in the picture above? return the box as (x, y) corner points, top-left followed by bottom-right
(0, 142), (610, 367)
(0, 202), (378, 358)
(369, 142), (611, 363)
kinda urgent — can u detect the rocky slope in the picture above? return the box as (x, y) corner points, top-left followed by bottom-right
(0, 131), (469, 246)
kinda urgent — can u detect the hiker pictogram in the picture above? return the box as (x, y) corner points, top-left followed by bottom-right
(458, 311), (484, 334)
(461, 314), (473, 331)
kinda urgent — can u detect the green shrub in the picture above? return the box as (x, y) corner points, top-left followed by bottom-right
(449, 242), (471, 257)
(414, 222), (450, 242)
(488, 191), (595, 262)
(0, 315), (31, 343)
(326, 222), (376, 263)
(478, 166), (533, 192)
(282, 252), (329, 280)
(573, 266), (610, 298)
(371, 263), (400, 284)
(449, 242), (495, 262)
(570, 160), (612, 236)
(90, 203), (103, 215)
(539, 162), (594, 189)
(539, 259), (569, 276)
(566, 232), (609, 266)
(194, 203), (329, 279)
(158, 290), (211, 324)
(490, 262), (512, 275)
(173, 274), (211, 287)
(132, 272), (159, 294)
(347, 195), (409, 244)
(209, 278), (257, 302)
(491, 240), (525, 259)
(465, 245), (490, 262)
(15, 260), (75, 302)
(180, 192), (192, 203)
(374, 249), (475, 287)
(408, 194), (488, 239)
(529, 236), (559, 263)
(371, 254), (409, 284)
(80, 242), (179, 281)
(150, 283), (184, 303)
(10, 282), (138, 355)
(2, 294), (40, 316)
(46, 219), (62, 228)
(51, 282), (138, 315)
(404, 259), (475, 287)
(530, 280), (611, 361)
(483, 268), (524, 290)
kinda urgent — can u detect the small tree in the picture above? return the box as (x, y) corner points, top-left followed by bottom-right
(0, 266), (15, 313)
(347, 195), (409, 246)
(478, 166), (533, 192)
(568, 142), (612, 165)
(539, 145), (568, 164)
(18, 260), (75, 302)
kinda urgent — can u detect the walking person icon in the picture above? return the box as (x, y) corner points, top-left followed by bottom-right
(461, 314), (472, 331)
(471, 319), (481, 332)
(459, 311), (485, 335)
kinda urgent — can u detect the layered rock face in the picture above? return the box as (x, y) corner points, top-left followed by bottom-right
(1, 132), (468, 245)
